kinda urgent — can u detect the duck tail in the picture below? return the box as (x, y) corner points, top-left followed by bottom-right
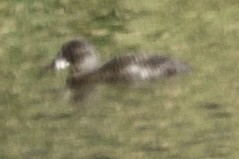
(170, 59), (192, 76)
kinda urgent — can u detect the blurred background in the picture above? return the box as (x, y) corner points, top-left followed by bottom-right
(0, 0), (238, 158)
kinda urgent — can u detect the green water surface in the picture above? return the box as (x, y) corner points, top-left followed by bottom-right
(0, 0), (238, 158)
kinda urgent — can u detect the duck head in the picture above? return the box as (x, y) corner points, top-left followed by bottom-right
(51, 38), (99, 74)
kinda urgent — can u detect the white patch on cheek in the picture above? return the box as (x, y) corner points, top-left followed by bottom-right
(55, 58), (70, 70)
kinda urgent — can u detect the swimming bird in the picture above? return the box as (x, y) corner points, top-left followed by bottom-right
(48, 38), (191, 88)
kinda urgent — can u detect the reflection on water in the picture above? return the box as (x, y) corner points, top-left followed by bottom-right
(70, 85), (97, 103)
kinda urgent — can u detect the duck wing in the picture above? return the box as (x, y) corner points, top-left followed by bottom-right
(97, 54), (191, 83)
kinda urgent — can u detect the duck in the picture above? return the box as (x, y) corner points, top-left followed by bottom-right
(48, 37), (191, 88)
